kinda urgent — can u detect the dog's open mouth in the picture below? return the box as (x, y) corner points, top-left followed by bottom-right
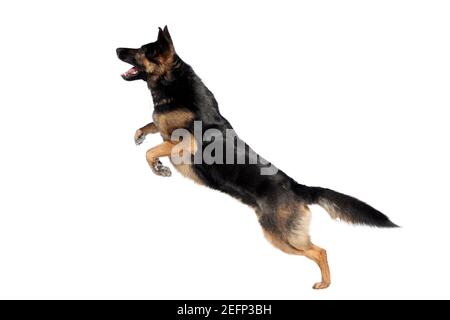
(121, 66), (140, 80)
(117, 48), (146, 81)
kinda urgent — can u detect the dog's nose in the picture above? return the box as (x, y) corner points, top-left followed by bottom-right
(116, 48), (124, 58)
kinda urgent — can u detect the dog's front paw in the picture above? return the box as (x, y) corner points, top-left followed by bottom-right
(134, 129), (146, 146)
(151, 160), (172, 177)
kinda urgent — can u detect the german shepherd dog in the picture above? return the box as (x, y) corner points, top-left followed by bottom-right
(117, 27), (397, 289)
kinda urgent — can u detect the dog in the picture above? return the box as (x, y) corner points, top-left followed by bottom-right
(116, 26), (397, 289)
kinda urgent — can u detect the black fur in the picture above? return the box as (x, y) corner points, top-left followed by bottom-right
(295, 184), (398, 227)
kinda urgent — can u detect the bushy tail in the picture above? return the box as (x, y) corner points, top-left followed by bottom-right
(294, 184), (398, 228)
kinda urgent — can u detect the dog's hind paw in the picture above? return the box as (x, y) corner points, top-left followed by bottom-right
(151, 160), (172, 177)
(312, 282), (330, 290)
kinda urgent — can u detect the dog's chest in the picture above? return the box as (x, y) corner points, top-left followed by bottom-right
(152, 108), (194, 140)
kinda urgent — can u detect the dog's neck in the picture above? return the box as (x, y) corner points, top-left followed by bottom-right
(148, 73), (177, 109)
(153, 97), (174, 107)
(148, 58), (218, 113)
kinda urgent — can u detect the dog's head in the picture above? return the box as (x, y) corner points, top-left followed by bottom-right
(116, 26), (175, 82)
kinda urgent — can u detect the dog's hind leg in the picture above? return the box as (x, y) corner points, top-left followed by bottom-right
(288, 204), (331, 289)
(302, 244), (331, 289)
(263, 228), (331, 289)
(261, 203), (331, 289)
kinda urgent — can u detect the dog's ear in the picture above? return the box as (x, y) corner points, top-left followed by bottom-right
(163, 26), (173, 44)
(157, 26), (174, 51)
(157, 27), (165, 43)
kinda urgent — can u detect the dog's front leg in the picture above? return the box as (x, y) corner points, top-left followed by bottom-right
(135, 122), (159, 145)
(145, 141), (176, 177)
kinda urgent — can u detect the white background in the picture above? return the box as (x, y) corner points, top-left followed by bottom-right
(0, 0), (449, 299)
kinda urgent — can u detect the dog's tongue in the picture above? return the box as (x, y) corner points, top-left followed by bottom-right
(122, 67), (138, 78)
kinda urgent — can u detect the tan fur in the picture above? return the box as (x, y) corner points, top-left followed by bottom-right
(263, 230), (301, 255)
(136, 52), (157, 74)
(263, 227), (331, 289)
(303, 244), (331, 289)
(139, 122), (159, 135)
(287, 204), (312, 250)
(141, 105), (201, 182)
(136, 51), (174, 78)
(318, 198), (349, 223)
(262, 203), (330, 289)
(134, 122), (159, 143)
(169, 133), (204, 185)
(145, 131), (197, 164)
(145, 141), (176, 166)
(153, 109), (194, 140)
(276, 206), (293, 227)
